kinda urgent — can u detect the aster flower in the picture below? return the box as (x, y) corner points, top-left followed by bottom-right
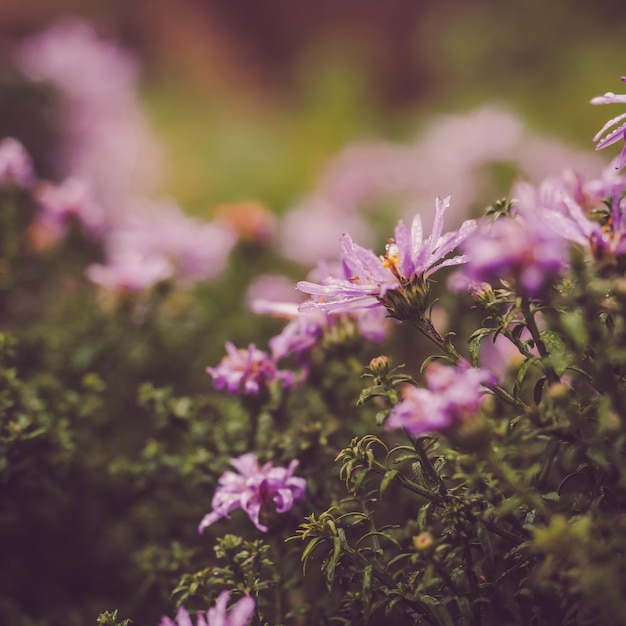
(206, 342), (294, 395)
(0, 137), (35, 188)
(159, 592), (255, 626)
(513, 176), (626, 273)
(386, 362), (495, 437)
(198, 453), (306, 533)
(251, 267), (390, 365)
(455, 211), (569, 297)
(591, 76), (626, 170)
(297, 196), (476, 321)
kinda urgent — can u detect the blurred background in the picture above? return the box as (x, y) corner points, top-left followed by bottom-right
(1, 0), (624, 217)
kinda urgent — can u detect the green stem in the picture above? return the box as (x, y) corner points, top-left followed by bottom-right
(520, 298), (560, 384)
(464, 543), (482, 626)
(412, 435), (448, 496)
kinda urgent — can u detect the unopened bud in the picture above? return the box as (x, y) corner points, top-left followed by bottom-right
(368, 355), (391, 376)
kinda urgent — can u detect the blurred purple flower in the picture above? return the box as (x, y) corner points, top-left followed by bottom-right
(279, 197), (374, 266)
(206, 342), (294, 395)
(86, 251), (173, 293)
(266, 308), (326, 362)
(591, 76), (626, 170)
(85, 200), (237, 291)
(159, 592), (255, 626)
(386, 363), (495, 436)
(17, 20), (164, 214)
(297, 196), (476, 315)
(108, 201), (237, 284)
(279, 105), (602, 270)
(456, 211), (569, 297)
(0, 137), (35, 188)
(513, 174), (626, 271)
(198, 453), (306, 533)
(35, 177), (105, 240)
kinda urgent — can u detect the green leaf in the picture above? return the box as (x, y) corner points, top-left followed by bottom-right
(380, 469), (399, 497)
(325, 535), (343, 592)
(419, 595), (456, 626)
(468, 328), (493, 367)
(533, 377), (547, 405)
(362, 564), (373, 620)
(302, 537), (325, 575)
(417, 503), (432, 532)
(513, 356), (538, 399)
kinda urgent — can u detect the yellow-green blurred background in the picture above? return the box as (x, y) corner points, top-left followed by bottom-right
(1, 0), (624, 217)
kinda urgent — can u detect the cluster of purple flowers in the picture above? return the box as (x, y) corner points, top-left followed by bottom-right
(386, 363), (495, 437)
(4, 21), (239, 292)
(198, 453), (306, 533)
(159, 591), (255, 626)
(452, 209), (570, 297)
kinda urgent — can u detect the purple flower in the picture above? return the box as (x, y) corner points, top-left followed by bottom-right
(86, 251), (173, 292)
(251, 266), (390, 365)
(456, 211), (569, 297)
(386, 363), (495, 436)
(199, 453), (306, 533)
(591, 76), (626, 170)
(513, 176), (626, 272)
(18, 20), (164, 213)
(35, 177), (105, 239)
(206, 342), (294, 395)
(108, 201), (237, 284)
(85, 200), (237, 291)
(159, 591), (255, 626)
(0, 137), (34, 188)
(297, 196), (476, 319)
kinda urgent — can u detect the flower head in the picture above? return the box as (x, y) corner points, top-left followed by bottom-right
(455, 212), (569, 297)
(386, 362), (495, 437)
(159, 592), (255, 626)
(297, 196), (476, 320)
(199, 453), (306, 533)
(0, 137), (35, 188)
(591, 76), (626, 170)
(206, 342), (294, 395)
